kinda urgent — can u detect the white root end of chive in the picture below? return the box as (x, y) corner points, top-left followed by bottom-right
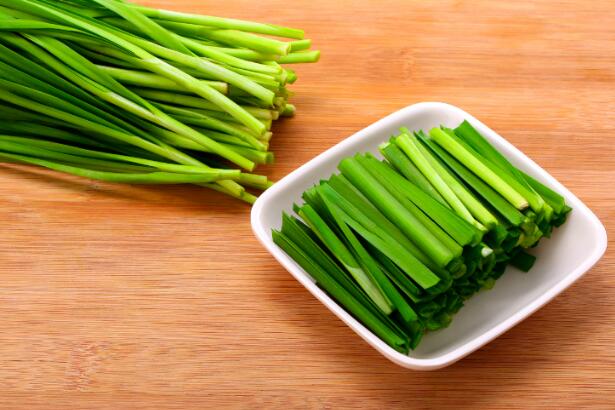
(481, 246), (494, 258)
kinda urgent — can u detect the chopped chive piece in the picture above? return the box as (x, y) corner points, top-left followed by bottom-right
(421, 135), (526, 227)
(281, 214), (382, 315)
(380, 140), (448, 205)
(339, 156), (456, 269)
(415, 134), (499, 230)
(326, 174), (436, 268)
(273, 231), (410, 353)
(453, 121), (546, 213)
(349, 156), (481, 246)
(395, 133), (480, 228)
(521, 171), (567, 214)
(316, 183), (441, 290)
(297, 204), (392, 314)
(509, 250), (537, 272)
(357, 153), (463, 259)
(429, 127), (529, 211)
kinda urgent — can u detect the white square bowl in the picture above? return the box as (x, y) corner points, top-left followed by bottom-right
(251, 102), (607, 370)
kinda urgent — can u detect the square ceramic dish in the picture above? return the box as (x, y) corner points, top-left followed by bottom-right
(251, 102), (607, 370)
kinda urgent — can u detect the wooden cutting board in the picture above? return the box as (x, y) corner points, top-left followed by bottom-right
(0, 0), (613, 408)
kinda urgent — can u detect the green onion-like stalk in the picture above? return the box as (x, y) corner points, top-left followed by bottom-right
(0, 0), (318, 202)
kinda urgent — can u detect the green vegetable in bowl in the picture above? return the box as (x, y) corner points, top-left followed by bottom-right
(273, 121), (571, 352)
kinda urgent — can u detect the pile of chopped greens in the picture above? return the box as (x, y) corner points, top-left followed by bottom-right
(274, 121), (571, 352)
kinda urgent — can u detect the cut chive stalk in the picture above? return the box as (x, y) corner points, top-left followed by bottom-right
(315, 182), (441, 289)
(509, 250), (536, 272)
(0, 150), (231, 184)
(280, 214), (386, 317)
(319, 195), (418, 322)
(453, 121), (545, 213)
(369, 245), (425, 303)
(0, 135), (239, 176)
(413, 134), (498, 230)
(133, 7), (305, 39)
(379, 140), (448, 206)
(97, 65), (229, 94)
(520, 171), (567, 214)
(445, 127), (547, 217)
(354, 154), (481, 246)
(289, 39), (312, 51)
(356, 153), (463, 260)
(429, 127), (529, 211)
(326, 174), (436, 268)
(422, 136), (526, 227)
(297, 204), (392, 314)
(395, 133), (482, 230)
(278, 50), (321, 64)
(339, 156), (456, 269)
(131, 87), (275, 120)
(272, 231), (410, 353)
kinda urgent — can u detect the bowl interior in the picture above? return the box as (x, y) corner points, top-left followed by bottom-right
(253, 102), (606, 363)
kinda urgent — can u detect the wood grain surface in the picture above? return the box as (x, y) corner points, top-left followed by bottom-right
(0, 0), (614, 408)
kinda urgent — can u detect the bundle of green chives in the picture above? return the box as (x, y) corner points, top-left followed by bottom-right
(274, 121), (571, 352)
(0, 0), (319, 203)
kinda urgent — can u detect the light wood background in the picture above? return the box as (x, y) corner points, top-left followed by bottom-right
(0, 0), (613, 408)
